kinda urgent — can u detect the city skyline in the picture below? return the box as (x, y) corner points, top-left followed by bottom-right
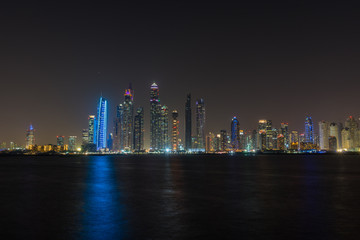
(2, 2), (360, 145)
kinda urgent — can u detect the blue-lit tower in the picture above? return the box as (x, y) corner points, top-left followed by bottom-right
(305, 116), (314, 143)
(231, 117), (240, 150)
(96, 96), (108, 150)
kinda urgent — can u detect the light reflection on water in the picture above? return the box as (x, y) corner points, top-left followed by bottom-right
(80, 156), (127, 240)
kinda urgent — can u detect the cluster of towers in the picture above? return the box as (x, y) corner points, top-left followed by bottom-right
(81, 83), (206, 153)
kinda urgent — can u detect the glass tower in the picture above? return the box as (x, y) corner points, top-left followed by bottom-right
(133, 107), (144, 152)
(88, 115), (96, 144)
(195, 98), (205, 150)
(150, 83), (161, 151)
(305, 116), (314, 143)
(25, 124), (35, 149)
(172, 110), (179, 152)
(231, 117), (240, 150)
(96, 96), (108, 150)
(185, 93), (192, 150)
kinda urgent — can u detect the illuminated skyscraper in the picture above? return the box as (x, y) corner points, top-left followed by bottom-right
(122, 85), (134, 151)
(25, 124), (35, 149)
(231, 117), (240, 150)
(113, 104), (124, 151)
(341, 127), (351, 150)
(220, 130), (228, 151)
(171, 110), (179, 152)
(344, 116), (359, 150)
(329, 122), (340, 150)
(195, 98), (205, 150)
(82, 129), (89, 145)
(133, 107), (144, 152)
(305, 116), (314, 143)
(277, 134), (285, 150)
(290, 131), (299, 150)
(319, 121), (330, 150)
(280, 122), (289, 149)
(150, 83), (161, 151)
(257, 119), (267, 151)
(88, 115), (96, 144)
(96, 96), (108, 150)
(185, 93), (192, 151)
(68, 136), (77, 151)
(160, 105), (169, 151)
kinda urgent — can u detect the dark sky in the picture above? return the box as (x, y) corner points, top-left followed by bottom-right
(1, 1), (360, 146)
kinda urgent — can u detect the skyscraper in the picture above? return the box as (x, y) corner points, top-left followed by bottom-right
(25, 124), (35, 149)
(195, 98), (205, 150)
(96, 96), (108, 150)
(122, 85), (134, 151)
(185, 93), (192, 151)
(150, 83), (161, 151)
(231, 117), (240, 150)
(220, 130), (228, 151)
(113, 104), (124, 151)
(133, 107), (144, 152)
(305, 116), (314, 143)
(88, 115), (96, 144)
(257, 119), (267, 151)
(280, 122), (289, 149)
(344, 116), (359, 150)
(319, 121), (330, 150)
(57, 136), (65, 146)
(82, 129), (89, 145)
(160, 105), (169, 151)
(68, 136), (77, 151)
(329, 122), (340, 150)
(171, 110), (179, 152)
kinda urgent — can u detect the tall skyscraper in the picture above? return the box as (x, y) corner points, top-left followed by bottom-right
(319, 121), (330, 150)
(344, 116), (359, 150)
(231, 117), (240, 150)
(257, 119), (267, 151)
(96, 96), (108, 150)
(195, 98), (205, 150)
(305, 116), (314, 143)
(220, 130), (228, 151)
(88, 115), (96, 144)
(171, 110), (179, 152)
(341, 127), (351, 150)
(160, 105), (169, 151)
(133, 107), (144, 152)
(185, 93), (192, 151)
(290, 131), (299, 150)
(82, 129), (89, 145)
(122, 85), (134, 151)
(329, 122), (340, 150)
(150, 83), (161, 151)
(280, 122), (289, 149)
(25, 124), (35, 149)
(113, 104), (124, 151)
(68, 136), (77, 151)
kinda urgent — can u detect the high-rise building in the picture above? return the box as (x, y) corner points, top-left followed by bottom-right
(185, 93), (192, 151)
(341, 127), (351, 150)
(231, 117), (240, 150)
(277, 134), (285, 150)
(290, 131), (299, 150)
(25, 124), (35, 149)
(195, 98), (205, 150)
(344, 116), (359, 150)
(305, 116), (314, 143)
(88, 115), (96, 144)
(280, 122), (289, 149)
(329, 136), (337, 152)
(329, 123), (340, 150)
(68, 136), (77, 151)
(82, 129), (89, 145)
(220, 130), (227, 151)
(113, 104), (124, 151)
(57, 136), (65, 146)
(319, 121), (330, 150)
(122, 85), (134, 151)
(160, 105), (169, 151)
(1, 142), (6, 150)
(150, 83), (161, 151)
(171, 110), (179, 152)
(96, 97), (108, 150)
(133, 107), (144, 152)
(257, 120), (267, 151)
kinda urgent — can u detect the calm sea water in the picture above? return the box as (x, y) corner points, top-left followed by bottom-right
(0, 155), (359, 240)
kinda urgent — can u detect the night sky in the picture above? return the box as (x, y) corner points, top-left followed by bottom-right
(1, 1), (360, 146)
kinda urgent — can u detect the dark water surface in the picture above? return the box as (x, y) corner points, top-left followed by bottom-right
(0, 155), (360, 239)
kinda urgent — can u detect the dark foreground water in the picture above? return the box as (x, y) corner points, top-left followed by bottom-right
(0, 155), (360, 240)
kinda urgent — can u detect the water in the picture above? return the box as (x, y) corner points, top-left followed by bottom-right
(0, 155), (359, 239)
